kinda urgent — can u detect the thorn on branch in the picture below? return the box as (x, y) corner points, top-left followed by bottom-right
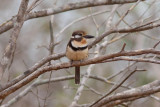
(153, 40), (160, 49)
(135, 69), (146, 72)
(23, 70), (30, 76)
(120, 43), (126, 52)
(50, 41), (61, 49)
(37, 45), (49, 50)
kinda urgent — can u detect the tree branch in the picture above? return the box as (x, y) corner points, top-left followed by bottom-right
(0, 48), (160, 99)
(0, 53), (65, 92)
(90, 68), (137, 107)
(91, 80), (160, 107)
(0, 0), (29, 73)
(0, 0), (141, 34)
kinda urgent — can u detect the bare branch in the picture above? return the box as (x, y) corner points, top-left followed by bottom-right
(89, 20), (160, 48)
(0, 53), (65, 92)
(0, 0), (142, 34)
(103, 57), (160, 64)
(0, 48), (160, 99)
(91, 80), (160, 107)
(90, 68), (137, 107)
(0, 0), (29, 73)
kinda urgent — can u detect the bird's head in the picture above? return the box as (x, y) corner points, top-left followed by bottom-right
(72, 30), (94, 39)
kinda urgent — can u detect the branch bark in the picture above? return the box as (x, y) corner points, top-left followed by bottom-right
(91, 80), (160, 107)
(0, 48), (160, 99)
(0, 53), (65, 92)
(0, 0), (141, 34)
(0, 0), (29, 73)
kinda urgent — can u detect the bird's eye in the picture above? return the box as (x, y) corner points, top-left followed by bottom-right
(79, 33), (82, 36)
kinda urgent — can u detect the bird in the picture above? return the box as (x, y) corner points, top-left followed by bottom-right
(66, 30), (94, 84)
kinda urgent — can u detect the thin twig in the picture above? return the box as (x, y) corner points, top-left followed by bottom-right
(90, 68), (137, 107)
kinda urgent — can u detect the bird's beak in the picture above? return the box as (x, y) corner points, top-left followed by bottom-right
(83, 35), (94, 39)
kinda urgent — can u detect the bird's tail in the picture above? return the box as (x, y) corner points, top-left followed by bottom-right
(75, 66), (80, 84)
